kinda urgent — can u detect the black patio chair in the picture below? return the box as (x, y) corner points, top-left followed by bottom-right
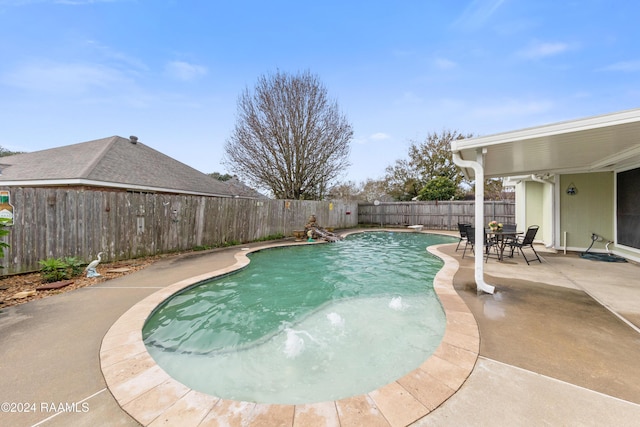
(462, 226), (475, 259)
(483, 228), (501, 262)
(500, 223), (518, 248)
(462, 226), (494, 261)
(502, 223), (517, 233)
(509, 225), (541, 265)
(456, 223), (471, 251)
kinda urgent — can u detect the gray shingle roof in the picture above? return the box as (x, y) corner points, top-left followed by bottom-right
(0, 136), (243, 197)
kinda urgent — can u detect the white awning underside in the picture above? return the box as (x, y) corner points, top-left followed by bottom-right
(451, 108), (640, 179)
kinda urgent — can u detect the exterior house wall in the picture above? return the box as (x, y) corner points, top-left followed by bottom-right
(540, 180), (555, 245)
(514, 181), (553, 247)
(525, 181), (545, 241)
(559, 172), (614, 251)
(514, 182), (526, 230)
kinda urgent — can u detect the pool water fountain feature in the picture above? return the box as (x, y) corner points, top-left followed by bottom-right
(142, 231), (455, 405)
(304, 214), (343, 242)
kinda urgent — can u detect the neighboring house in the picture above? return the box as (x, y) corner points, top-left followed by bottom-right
(225, 176), (269, 199)
(0, 135), (270, 273)
(451, 108), (640, 293)
(0, 135), (257, 198)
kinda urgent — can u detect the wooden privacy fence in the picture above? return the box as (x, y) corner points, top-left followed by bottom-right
(357, 201), (515, 230)
(0, 188), (358, 275)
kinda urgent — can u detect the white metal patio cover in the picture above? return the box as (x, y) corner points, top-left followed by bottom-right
(450, 107), (640, 294)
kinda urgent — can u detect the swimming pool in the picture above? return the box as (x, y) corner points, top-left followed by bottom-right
(142, 232), (455, 404)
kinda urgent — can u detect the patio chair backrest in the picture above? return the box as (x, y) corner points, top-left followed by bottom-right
(465, 226), (475, 244)
(521, 225), (539, 245)
(502, 223), (517, 232)
(458, 223), (470, 238)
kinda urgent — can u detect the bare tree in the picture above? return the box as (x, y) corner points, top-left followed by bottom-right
(223, 70), (353, 200)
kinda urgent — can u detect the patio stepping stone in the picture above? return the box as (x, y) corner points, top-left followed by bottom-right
(36, 280), (74, 291)
(10, 290), (37, 299)
(106, 267), (132, 273)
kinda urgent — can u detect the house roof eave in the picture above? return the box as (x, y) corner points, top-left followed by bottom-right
(0, 179), (238, 198)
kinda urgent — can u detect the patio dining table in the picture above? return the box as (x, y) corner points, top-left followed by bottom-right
(486, 229), (523, 261)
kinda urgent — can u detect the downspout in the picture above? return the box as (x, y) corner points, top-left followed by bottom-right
(452, 149), (495, 295)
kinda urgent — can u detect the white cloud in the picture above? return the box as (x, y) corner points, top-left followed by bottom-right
(85, 39), (149, 72)
(0, 0), (127, 5)
(434, 57), (457, 70)
(351, 132), (391, 146)
(394, 91), (424, 106)
(453, 0), (507, 29)
(165, 61), (208, 81)
(2, 61), (130, 94)
(392, 49), (415, 58)
(470, 98), (554, 118)
(517, 41), (570, 60)
(598, 60), (640, 72)
(370, 132), (390, 140)
(54, 0), (124, 4)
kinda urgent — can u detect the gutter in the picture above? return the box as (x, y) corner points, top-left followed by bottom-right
(452, 149), (495, 295)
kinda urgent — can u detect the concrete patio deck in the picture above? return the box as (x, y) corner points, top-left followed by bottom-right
(1, 229), (639, 426)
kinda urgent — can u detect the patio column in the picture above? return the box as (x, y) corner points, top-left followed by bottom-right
(452, 149), (495, 295)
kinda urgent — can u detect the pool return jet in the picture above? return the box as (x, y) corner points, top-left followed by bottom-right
(452, 148), (496, 295)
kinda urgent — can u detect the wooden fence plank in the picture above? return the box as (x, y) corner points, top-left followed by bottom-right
(0, 188), (360, 274)
(0, 187), (513, 275)
(357, 201), (515, 230)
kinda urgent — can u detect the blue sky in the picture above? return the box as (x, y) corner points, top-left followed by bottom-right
(1, 0), (639, 183)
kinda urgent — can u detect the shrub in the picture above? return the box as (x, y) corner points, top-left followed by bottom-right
(39, 256), (85, 283)
(417, 176), (458, 201)
(254, 233), (285, 242)
(39, 258), (70, 283)
(63, 257), (84, 276)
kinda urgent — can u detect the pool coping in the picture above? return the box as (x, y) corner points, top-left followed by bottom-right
(100, 233), (479, 426)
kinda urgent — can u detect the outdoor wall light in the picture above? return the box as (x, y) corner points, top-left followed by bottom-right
(566, 183), (578, 196)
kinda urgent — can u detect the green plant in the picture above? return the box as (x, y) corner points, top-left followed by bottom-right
(254, 233), (285, 242)
(192, 245), (213, 251)
(63, 256), (84, 276)
(0, 218), (10, 269)
(39, 258), (70, 283)
(417, 176), (458, 201)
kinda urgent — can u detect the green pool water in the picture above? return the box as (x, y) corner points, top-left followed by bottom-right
(142, 231), (454, 404)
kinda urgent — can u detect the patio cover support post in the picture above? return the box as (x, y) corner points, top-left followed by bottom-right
(452, 149), (495, 295)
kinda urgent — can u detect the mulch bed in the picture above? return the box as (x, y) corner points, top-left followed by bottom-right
(0, 257), (160, 309)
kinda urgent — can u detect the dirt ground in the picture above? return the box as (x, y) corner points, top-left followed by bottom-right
(0, 256), (161, 309)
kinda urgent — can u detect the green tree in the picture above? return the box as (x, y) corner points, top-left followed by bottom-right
(0, 146), (25, 157)
(384, 159), (423, 201)
(384, 130), (471, 200)
(417, 176), (458, 200)
(208, 172), (234, 181)
(223, 70), (353, 200)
